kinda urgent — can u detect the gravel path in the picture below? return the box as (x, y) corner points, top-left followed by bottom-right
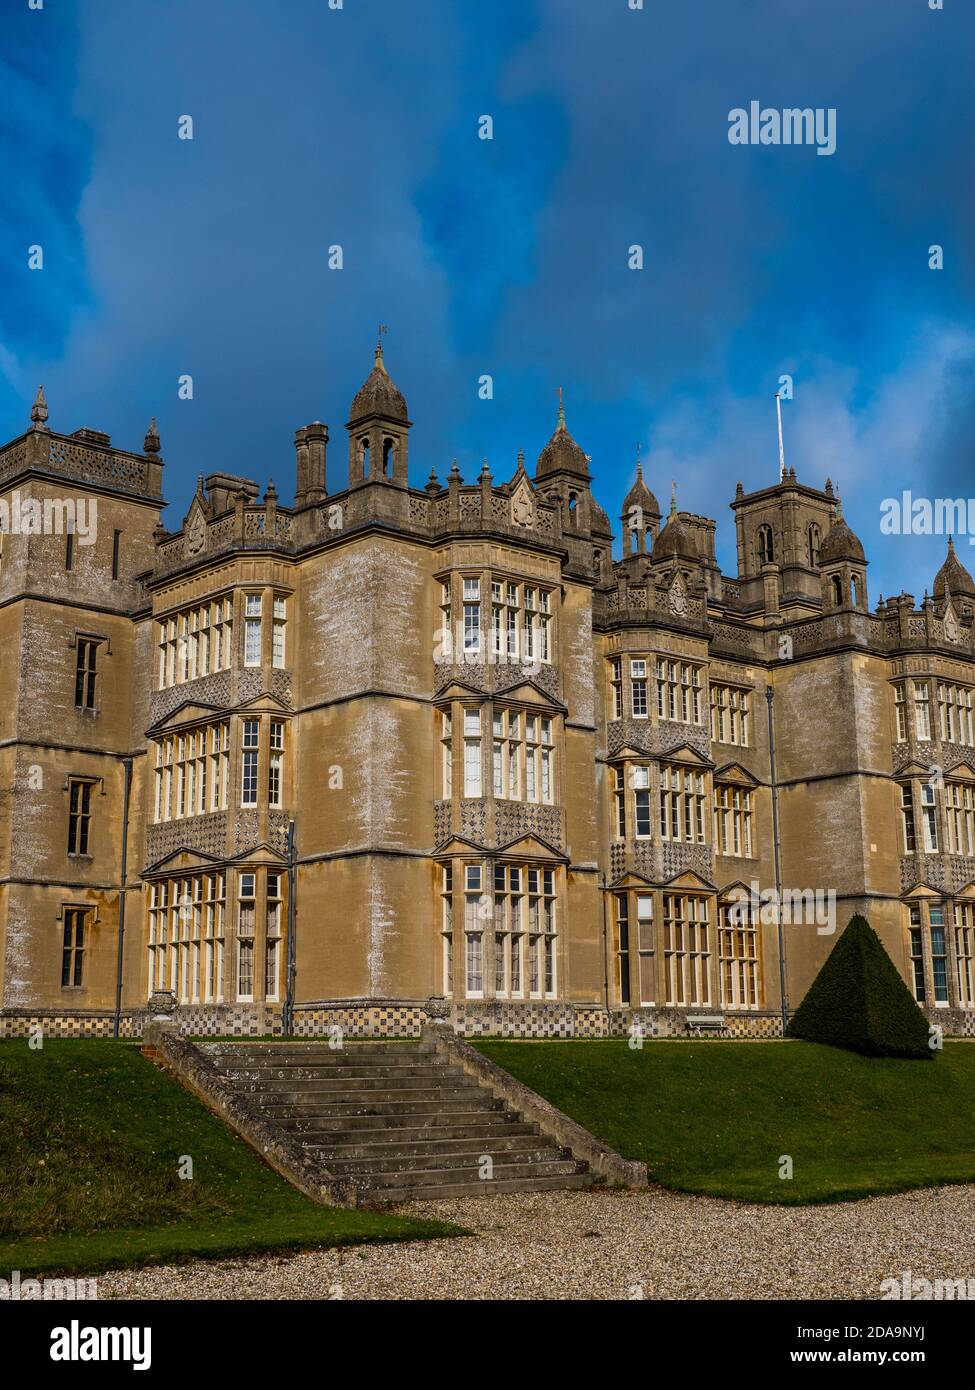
(96, 1183), (975, 1300)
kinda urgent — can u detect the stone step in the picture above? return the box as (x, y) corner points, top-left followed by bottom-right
(215, 1064), (465, 1084)
(304, 1128), (543, 1158)
(280, 1111), (534, 1136)
(363, 1157), (583, 1191)
(221, 1069), (470, 1093)
(206, 1044), (419, 1064)
(198, 1040), (595, 1202)
(370, 1171), (596, 1203)
(256, 1089), (492, 1113)
(209, 1052), (433, 1073)
(263, 1101), (501, 1124)
(320, 1146), (569, 1176)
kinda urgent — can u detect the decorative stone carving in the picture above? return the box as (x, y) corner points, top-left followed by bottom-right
(632, 842), (656, 878)
(495, 801), (563, 850)
(459, 799), (488, 844)
(233, 810), (261, 857)
(147, 990), (177, 1018)
(185, 509), (206, 556)
(145, 812), (228, 866)
(434, 658), (562, 703)
(510, 477), (536, 528)
(433, 800), (451, 845)
(661, 842), (713, 881)
(606, 719), (709, 761)
(668, 570), (690, 616)
(269, 670), (294, 707)
(150, 672), (233, 724)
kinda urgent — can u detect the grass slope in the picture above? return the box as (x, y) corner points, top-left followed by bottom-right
(0, 1040), (461, 1276)
(474, 1038), (975, 1204)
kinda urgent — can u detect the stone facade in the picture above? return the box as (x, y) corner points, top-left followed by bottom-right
(3, 354), (975, 1040)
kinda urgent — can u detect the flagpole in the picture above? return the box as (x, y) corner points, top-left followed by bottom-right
(775, 391), (786, 479)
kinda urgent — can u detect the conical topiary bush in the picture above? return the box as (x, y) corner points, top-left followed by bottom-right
(786, 914), (932, 1059)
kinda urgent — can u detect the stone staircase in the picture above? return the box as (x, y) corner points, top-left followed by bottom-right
(202, 1040), (596, 1203)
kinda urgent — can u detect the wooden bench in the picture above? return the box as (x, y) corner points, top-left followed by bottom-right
(686, 1015), (725, 1034)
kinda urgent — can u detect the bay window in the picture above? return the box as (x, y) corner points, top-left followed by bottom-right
(660, 764), (707, 843)
(244, 594), (263, 667)
(463, 708), (482, 796)
(241, 721), (259, 807)
(663, 894), (711, 1007)
(718, 900), (760, 1007)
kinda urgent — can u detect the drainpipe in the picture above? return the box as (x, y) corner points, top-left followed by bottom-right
(766, 686), (788, 1035)
(282, 818), (297, 1036)
(113, 756), (133, 1039)
(600, 873), (611, 1015)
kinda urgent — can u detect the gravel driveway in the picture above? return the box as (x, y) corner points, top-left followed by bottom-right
(96, 1183), (975, 1300)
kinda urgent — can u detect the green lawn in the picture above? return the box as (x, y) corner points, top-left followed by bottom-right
(0, 1040), (461, 1277)
(473, 1038), (975, 1204)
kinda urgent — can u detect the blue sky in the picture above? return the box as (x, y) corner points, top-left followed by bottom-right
(2, 0), (973, 599)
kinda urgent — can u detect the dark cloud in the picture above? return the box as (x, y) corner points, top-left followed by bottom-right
(1, 0), (973, 600)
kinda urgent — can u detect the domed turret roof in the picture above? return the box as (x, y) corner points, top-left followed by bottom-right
(934, 536), (975, 599)
(818, 500), (865, 565)
(651, 490), (698, 563)
(347, 340), (409, 425)
(536, 395), (589, 477)
(622, 458), (660, 518)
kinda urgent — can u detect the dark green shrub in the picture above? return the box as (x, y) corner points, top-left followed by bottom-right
(787, 914), (932, 1059)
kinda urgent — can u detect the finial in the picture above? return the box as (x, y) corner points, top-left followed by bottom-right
(517, 448), (525, 472)
(556, 385), (566, 432)
(375, 323), (388, 370)
(948, 535), (956, 554)
(144, 416), (160, 454)
(30, 385), (48, 428)
(669, 480), (677, 517)
(736, 481), (744, 497)
(480, 458), (491, 479)
(265, 479), (277, 501)
(425, 468), (439, 494)
(825, 477), (834, 497)
(448, 458), (462, 481)
(635, 442), (643, 480)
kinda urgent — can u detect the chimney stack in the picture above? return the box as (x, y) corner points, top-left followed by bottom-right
(295, 421), (328, 505)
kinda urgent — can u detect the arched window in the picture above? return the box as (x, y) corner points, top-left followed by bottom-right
(359, 436), (371, 478)
(831, 575), (843, 607)
(851, 574), (861, 608)
(758, 525), (774, 566)
(568, 494), (578, 526)
(807, 524), (821, 567)
(382, 438), (394, 477)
